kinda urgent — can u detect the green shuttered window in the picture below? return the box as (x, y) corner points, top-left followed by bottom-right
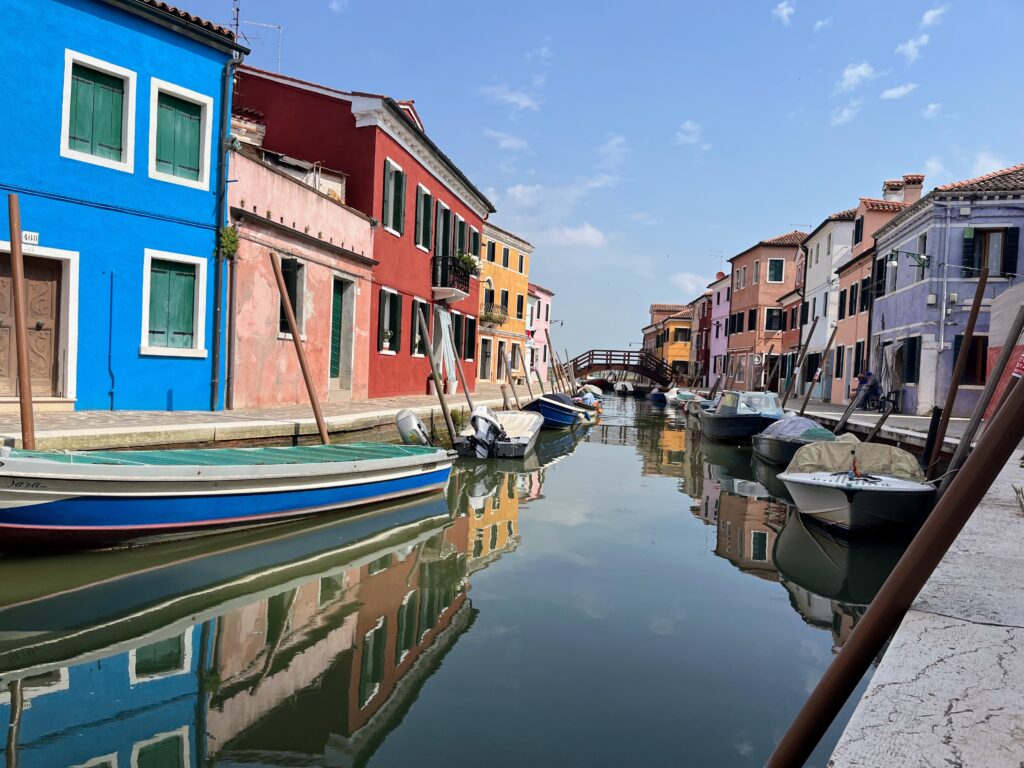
(330, 280), (344, 378)
(378, 289), (402, 353)
(382, 160), (406, 234)
(156, 92), (201, 180)
(69, 64), (125, 161)
(414, 186), (433, 249)
(148, 259), (196, 348)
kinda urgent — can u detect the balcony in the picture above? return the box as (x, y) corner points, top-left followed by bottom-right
(432, 255), (471, 303)
(480, 302), (509, 327)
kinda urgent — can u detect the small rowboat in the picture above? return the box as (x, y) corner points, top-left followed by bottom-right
(0, 443), (454, 547)
(523, 394), (592, 429)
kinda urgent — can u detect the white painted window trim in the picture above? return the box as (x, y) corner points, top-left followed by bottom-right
(750, 530), (768, 561)
(128, 630), (194, 684)
(60, 49), (137, 174)
(767, 258), (786, 283)
(0, 666), (69, 705)
(379, 286), (400, 355)
(147, 78), (214, 191)
(131, 726), (190, 768)
(381, 157), (405, 237)
(464, 315), (476, 362)
(411, 295), (428, 357)
(72, 753), (119, 768)
(276, 256), (307, 340)
(414, 183), (432, 251)
(140, 248), (208, 358)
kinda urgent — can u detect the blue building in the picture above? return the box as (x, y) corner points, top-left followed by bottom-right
(870, 164), (1023, 417)
(0, 1), (246, 410)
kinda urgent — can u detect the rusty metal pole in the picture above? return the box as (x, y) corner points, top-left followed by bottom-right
(927, 267), (989, 478)
(7, 196), (35, 450)
(781, 316), (818, 409)
(271, 253), (330, 445)
(799, 324), (838, 417)
(415, 308), (457, 445)
(767, 372), (1024, 767)
(940, 306), (1024, 495)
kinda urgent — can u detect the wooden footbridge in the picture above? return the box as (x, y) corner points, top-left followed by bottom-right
(568, 349), (674, 387)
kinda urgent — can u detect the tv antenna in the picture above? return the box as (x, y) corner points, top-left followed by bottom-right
(244, 20), (284, 72)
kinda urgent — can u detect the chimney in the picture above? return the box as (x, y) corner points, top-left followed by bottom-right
(902, 174), (925, 204)
(881, 179), (904, 202)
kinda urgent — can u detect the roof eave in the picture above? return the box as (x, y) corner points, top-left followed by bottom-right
(105, 0), (250, 54)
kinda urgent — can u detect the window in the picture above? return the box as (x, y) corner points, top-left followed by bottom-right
(853, 216), (864, 244)
(838, 289), (847, 320)
(470, 227), (481, 258)
(414, 185), (433, 250)
(410, 298), (429, 355)
(518, 253), (525, 273)
(748, 308), (757, 331)
(516, 294), (524, 320)
(767, 258), (785, 282)
(545, 303), (550, 321)
(765, 307), (783, 331)
(727, 286), (731, 301)
(835, 345), (845, 379)
(674, 328), (685, 342)
(800, 301), (808, 326)
(359, 617), (387, 706)
(434, 202), (452, 257)
(133, 635), (186, 679)
(61, 51), (136, 172)
(826, 232), (832, 257)
(902, 336), (921, 384)
(854, 340), (865, 377)
(954, 334), (988, 385)
(734, 312), (745, 334)
(753, 260), (760, 284)
(396, 592), (418, 665)
(886, 258), (898, 294)
(751, 531), (768, 562)
(135, 729), (187, 768)
(716, 290), (721, 306)
(502, 247), (510, 268)
(149, 79), (213, 189)
(859, 277), (871, 312)
(814, 243), (820, 265)
(141, 250), (206, 357)
(848, 283), (858, 316)
(487, 241), (496, 262)
(378, 288), (402, 353)
(452, 311), (464, 357)
(872, 259), (887, 299)
(741, 266), (747, 288)
(811, 296), (817, 319)
(380, 158), (407, 234)
(914, 232), (928, 282)
(780, 307), (788, 331)
(454, 215), (467, 254)
(964, 228), (1019, 278)
(790, 306), (798, 329)
(735, 354), (747, 383)
(464, 316), (476, 361)
(277, 257), (305, 335)
(500, 289), (509, 311)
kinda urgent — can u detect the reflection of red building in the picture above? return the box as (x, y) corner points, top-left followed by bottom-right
(235, 66), (494, 398)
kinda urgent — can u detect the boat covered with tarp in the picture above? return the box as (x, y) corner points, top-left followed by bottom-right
(779, 442), (936, 530)
(752, 415), (842, 466)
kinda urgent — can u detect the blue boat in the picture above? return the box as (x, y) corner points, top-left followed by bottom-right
(0, 443), (454, 548)
(647, 388), (669, 405)
(522, 394), (590, 429)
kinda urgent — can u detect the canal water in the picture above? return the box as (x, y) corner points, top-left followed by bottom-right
(0, 396), (911, 767)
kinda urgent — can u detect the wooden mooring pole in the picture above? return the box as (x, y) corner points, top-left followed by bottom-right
(7, 195), (35, 450)
(767, 370), (1024, 767)
(780, 316), (818, 409)
(414, 309), (457, 445)
(798, 324), (838, 417)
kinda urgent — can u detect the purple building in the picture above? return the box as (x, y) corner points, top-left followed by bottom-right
(871, 164), (1023, 416)
(707, 271), (731, 387)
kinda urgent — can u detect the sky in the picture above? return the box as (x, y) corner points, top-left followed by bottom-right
(188, 0), (1023, 354)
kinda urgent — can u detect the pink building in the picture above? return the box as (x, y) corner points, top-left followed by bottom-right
(227, 139), (375, 407)
(528, 282), (554, 383)
(707, 271), (730, 387)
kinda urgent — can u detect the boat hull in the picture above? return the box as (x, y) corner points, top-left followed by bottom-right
(523, 396), (587, 429)
(700, 412), (776, 443)
(751, 434), (807, 466)
(778, 471), (936, 530)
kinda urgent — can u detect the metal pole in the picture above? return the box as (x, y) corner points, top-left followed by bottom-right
(927, 266), (988, 478)
(781, 316), (818, 409)
(767, 372), (1024, 767)
(271, 253), (329, 445)
(415, 309), (457, 445)
(799, 324), (838, 417)
(864, 402), (895, 442)
(503, 353), (521, 409)
(7, 196), (35, 450)
(939, 304), (1024, 495)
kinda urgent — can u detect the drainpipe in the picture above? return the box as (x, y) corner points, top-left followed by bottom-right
(210, 56), (236, 411)
(225, 244), (236, 410)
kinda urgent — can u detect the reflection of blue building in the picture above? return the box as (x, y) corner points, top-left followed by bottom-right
(0, 1), (245, 410)
(0, 624), (211, 768)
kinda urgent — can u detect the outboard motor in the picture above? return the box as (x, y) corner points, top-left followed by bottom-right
(396, 409), (431, 446)
(468, 406), (506, 458)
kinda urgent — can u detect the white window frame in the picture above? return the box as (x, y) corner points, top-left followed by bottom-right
(469, 226), (480, 258)
(71, 753), (118, 768)
(148, 78), (214, 191)
(464, 315), (475, 361)
(764, 306), (784, 332)
(453, 214), (466, 254)
(753, 260), (760, 284)
(140, 248), (207, 358)
(381, 158), (405, 237)
(379, 286), (399, 356)
(276, 256), (307, 341)
(60, 49), (137, 174)
(411, 295), (428, 357)
(767, 258), (786, 283)
(414, 183), (432, 252)
(131, 727), (190, 768)
(128, 630), (194, 684)
(435, 200), (451, 257)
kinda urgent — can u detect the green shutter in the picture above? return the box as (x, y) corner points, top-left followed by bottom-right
(148, 261), (170, 347)
(391, 294), (403, 354)
(382, 162), (393, 228)
(424, 193), (433, 250)
(466, 317), (476, 360)
(156, 93), (201, 180)
(69, 64), (124, 161)
(377, 289), (388, 351)
(394, 170), (406, 234)
(330, 280), (343, 377)
(149, 259), (195, 348)
(453, 313), (464, 358)
(434, 202), (443, 254)
(962, 228), (976, 278)
(414, 186), (423, 245)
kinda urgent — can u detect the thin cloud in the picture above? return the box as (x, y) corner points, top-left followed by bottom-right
(834, 62), (876, 93)
(896, 34), (929, 62)
(972, 151), (1006, 177)
(597, 134), (628, 169)
(543, 223), (607, 248)
(924, 156), (948, 179)
(671, 272), (712, 296)
(813, 18), (831, 31)
(772, 1), (795, 25)
(532, 73), (547, 88)
(327, 0), (349, 11)
(525, 43), (553, 64)
(629, 212), (657, 226)
(675, 120), (710, 150)
(830, 99), (862, 126)
(479, 84), (540, 111)
(483, 129), (528, 151)
(921, 4), (950, 27)
(922, 102), (942, 119)
(881, 83), (917, 100)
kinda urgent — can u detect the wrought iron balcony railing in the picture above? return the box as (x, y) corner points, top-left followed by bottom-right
(480, 302), (509, 326)
(432, 255), (470, 301)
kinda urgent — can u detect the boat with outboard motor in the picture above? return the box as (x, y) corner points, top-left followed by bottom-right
(699, 390), (784, 443)
(778, 442), (937, 530)
(456, 407), (544, 459)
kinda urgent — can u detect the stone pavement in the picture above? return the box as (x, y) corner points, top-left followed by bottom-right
(0, 384), (510, 450)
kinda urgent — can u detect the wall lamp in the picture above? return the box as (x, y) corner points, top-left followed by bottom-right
(887, 249), (930, 269)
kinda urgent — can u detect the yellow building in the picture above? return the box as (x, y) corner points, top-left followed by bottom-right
(466, 470), (521, 573)
(477, 223), (532, 383)
(641, 304), (694, 379)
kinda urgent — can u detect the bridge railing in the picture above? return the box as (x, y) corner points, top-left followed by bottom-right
(569, 349), (675, 386)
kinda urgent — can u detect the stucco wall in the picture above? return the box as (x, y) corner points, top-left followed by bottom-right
(709, 277), (730, 381)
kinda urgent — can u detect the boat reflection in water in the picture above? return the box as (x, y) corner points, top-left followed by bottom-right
(0, 455), (544, 768)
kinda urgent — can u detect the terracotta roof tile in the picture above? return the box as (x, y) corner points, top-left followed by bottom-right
(903, 174), (925, 184)
(936, 163), (1024, 191)
(761, 230), (809, 247)
(650, 303), (687, 312)
(668, 307), (694, 320)
(860, 197), (910, 213)
(137, 1), (236, 41)
(829, 207), (858, 221)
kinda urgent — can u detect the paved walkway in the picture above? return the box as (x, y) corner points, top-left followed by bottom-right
(0, 384), (510, 450)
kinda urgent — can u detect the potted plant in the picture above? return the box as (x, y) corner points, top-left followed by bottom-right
(382, 329), (393, 351)
(455, 250), (480, 277)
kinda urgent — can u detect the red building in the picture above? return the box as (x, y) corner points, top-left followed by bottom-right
(234, 66), (495, 397)
(693, 292), (712, 387)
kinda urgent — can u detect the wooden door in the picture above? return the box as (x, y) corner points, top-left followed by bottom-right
(0, 255), (61, 397)
(329, 278), (344, 385)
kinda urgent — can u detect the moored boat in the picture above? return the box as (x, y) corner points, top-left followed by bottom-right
(647, 388), (669, 404)
(699, 390), (784, 443)
(0, 443), (454, 548)
(779, 442), (937, 530)
(454, 407), (544, 459)
(752, 415), (842, 467)
(523, 394), (590, 429)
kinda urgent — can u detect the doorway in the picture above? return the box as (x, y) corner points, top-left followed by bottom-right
(328, 276), (355, 402)
(0, 254), (62, 397)
(479, 338), (492, 381)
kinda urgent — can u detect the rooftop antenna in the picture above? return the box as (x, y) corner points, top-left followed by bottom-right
(231, 0), (240, 38)
(244, 20), (284, 72)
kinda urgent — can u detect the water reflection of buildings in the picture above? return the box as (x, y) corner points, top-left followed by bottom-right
(714, 491), (788, 581)
(0, 493), (478, 768)
(460, 464), (522, 574)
